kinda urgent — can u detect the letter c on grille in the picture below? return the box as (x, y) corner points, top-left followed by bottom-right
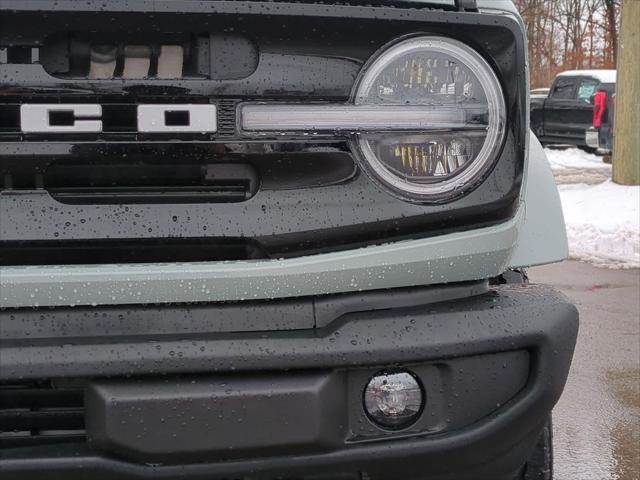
(20, 104), (102, 133)
(137, 105), (217, 133)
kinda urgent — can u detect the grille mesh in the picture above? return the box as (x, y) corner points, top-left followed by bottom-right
(0, 382), (86, 449)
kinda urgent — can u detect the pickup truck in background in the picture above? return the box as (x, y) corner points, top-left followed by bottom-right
(531, 70), (617, 152)
(530, 87), (550, 99)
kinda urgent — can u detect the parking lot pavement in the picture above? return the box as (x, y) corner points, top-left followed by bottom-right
(529, 261), (640, 480)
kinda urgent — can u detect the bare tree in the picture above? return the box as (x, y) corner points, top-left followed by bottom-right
(603, 0), (619, 64)
(515, 0), (620, 88)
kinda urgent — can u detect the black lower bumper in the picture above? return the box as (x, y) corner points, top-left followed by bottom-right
(0, 283), (578, 480)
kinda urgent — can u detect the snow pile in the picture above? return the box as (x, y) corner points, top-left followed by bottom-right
(559, 180), (640, 268)
(545, 147), (611, 172)
(541, 147), (638, 268)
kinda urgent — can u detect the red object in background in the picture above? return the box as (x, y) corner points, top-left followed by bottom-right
(593, 90), (608, 128)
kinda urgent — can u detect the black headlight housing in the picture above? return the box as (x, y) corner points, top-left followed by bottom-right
(352, 35), (507, 203)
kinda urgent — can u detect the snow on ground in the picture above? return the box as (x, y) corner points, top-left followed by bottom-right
(544, 148), (640, 269)
(545, 147), (611, 172)
(559, 180), (640, 268)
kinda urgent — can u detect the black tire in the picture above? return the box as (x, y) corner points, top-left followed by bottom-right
(578, 145), (599, 155)
(490, 268), (529, 285)
(519, 419), (554, 480)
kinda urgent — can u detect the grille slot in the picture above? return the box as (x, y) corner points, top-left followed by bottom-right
(0, 382), (85, 449)
(43, 161), (258, 204)
(1, 238), (268, 266)
(30, 32), (259, 81)
(41, 35), (196, 80)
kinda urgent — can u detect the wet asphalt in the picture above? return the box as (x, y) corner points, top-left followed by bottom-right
(529, 261), (640, 480)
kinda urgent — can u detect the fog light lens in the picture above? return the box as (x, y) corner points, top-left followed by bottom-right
(363, 370), (424, 429)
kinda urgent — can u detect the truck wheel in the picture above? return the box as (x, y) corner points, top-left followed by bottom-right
(490, 268), (529, 285)
(579, 145), (598, 155)
(519, 419), (554, 480)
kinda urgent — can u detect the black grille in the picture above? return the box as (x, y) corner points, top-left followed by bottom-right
(0, 1), (526, 262)
(0, 382), (85, 449)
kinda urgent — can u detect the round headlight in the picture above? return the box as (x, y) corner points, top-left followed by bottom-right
(354, 36), (506, 201)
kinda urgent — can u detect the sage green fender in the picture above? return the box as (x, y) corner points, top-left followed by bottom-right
(508, 133), (569, 268)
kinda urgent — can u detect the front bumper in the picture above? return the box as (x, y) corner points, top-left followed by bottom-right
(0, 283), (578, 480)
(585, 127), (612, 154)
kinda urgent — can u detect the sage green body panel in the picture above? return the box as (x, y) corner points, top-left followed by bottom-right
(412, 0), (517, 12)
(0, 133), (566, 308)
(509, 133), (569, 267)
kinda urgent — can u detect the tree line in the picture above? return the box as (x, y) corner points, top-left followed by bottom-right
(514, 0), (621, 88)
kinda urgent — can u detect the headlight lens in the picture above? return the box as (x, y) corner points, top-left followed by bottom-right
(354, 36), (506, 200)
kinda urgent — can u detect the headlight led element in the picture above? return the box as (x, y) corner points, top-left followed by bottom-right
(240, 36), (506, 201)
(354, 36), (506, 200)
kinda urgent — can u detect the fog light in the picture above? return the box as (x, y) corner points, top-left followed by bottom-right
(363, 370), (424, 430)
